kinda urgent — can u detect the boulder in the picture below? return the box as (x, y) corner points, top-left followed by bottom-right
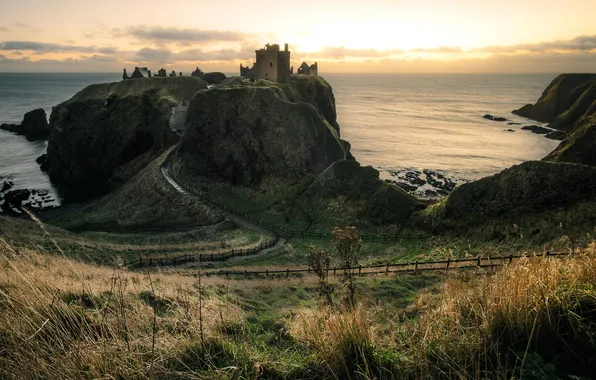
(200, 72), (226, 84)
(43, 77), (207, 201)
(0, 108), (49, 141)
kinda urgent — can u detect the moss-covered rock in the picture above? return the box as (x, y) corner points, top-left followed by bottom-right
(179, 82), (346, 185)
(299, 160), (424, 227)
(44, 77), (207, 201)
(442, 161), (596, 221)
(513, 74), (596, 131)
(544, 114), (596, 166)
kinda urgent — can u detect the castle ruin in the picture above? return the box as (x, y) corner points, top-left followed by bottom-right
(240, 43), (318, 82)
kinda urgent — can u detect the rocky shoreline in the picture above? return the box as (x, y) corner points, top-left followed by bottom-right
(0, 176), (60, 215)
(483, 113), (565, 140)
(384, 168), (466, 198)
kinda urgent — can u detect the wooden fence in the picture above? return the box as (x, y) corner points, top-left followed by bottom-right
(127, 236), (280, 268)
(202, 250), (586, 278)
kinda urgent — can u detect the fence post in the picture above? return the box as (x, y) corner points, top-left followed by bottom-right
(359, 266), (362, 275)
(287, 268), (290, 278)
(244, 270), (247, 279)
(477, 256), (481, 266)
(266, 269), (269, 278)
(509, 253), (513, 264)
(149, 257), (152, 266)
(415, 260), (418, 271)
(447, 257), (450, 269)
(333, 267), (336, 275)
(386, 263), (389, 275)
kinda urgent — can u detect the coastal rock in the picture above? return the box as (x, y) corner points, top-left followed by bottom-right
(179, 77), (346, 185)
(442, 161), (596, 220)
(544, 114), (596, 166)
(200, 72), (226, 84)
(544, 130), (566, 140)
(483, 114), (508, 122)
(279, 75), (341, 133)
(44, 77), (207, 201)
(508, 122), (522, 125)
(512, 74), (596, 130)
(521, 125), (551, 134)
(0, 108), (49, 141)
(505, 129), (515, 132)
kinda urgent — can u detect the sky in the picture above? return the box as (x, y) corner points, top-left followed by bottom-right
(0, 0), (595, 73)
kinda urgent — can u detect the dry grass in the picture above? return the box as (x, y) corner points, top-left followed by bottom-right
(1, 231), (595, 379)
(0, 239), (245, 379)
(287, 248), (596, 379)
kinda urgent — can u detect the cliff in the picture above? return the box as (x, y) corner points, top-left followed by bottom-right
(513, 74), (596, 130)
(178, 77), (347, 185)
(43, 77), (207, 201)
(512, 74), (596, 167)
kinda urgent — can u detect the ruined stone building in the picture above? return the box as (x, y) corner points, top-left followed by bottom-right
(123, 67), (171, 80)
(241, 43), (310, 82)
(297, 61), (318, 76)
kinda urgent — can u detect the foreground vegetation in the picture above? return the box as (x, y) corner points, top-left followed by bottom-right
(1, 229), (595, 379)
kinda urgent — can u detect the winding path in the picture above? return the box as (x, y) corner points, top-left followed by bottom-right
(160, 158), (287, 262)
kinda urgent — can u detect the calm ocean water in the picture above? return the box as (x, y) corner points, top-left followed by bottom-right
(0, 72), (560, 204)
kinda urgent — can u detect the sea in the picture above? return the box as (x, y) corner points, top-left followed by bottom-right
(0, 72), (560, 206)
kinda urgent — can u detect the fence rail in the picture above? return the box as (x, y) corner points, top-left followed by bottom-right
(127, 236), (280, 268)
(200, 250), (587, 278)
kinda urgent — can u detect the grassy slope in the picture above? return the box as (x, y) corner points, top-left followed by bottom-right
(2, 238), (595, 379)
(45, 148), (222, 231)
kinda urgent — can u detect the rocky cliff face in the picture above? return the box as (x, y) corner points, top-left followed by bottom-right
(512, 74), (596, 167)
(513, 74), (596, 129)
(442, 161), (596, 220)
(179, 77), (347, 185)
(0, 108), (50, 141)
(44, 77), (207, 200)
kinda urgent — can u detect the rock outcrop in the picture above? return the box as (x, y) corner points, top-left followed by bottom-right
(43, 77), (207, 201)
(544, 114), (596, 166)
(179, 78), (347, 185)
(442, 161), (596, 220)
(513, 74), (596, 130)
(299, 160), (423, 226)
(0, 108), (50, 141)
(511, 74), (596, 167)
(191, 67), (205, 77)
(200, 72), (226, 84)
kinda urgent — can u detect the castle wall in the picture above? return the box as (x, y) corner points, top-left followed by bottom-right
(276, 51), (291, 82)
(253, 50), (279, 81)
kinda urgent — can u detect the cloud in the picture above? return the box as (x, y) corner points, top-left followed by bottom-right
(133, 46), (255, 63)
(0, 27), (8, 33)
(0, 41), (119, 54)
(120, 26), (249, 43)
(478, 35), (596, 54)
(411, 46), (463, 54)
(301, 46), (404, 59)
(13, 22), (30, 29)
